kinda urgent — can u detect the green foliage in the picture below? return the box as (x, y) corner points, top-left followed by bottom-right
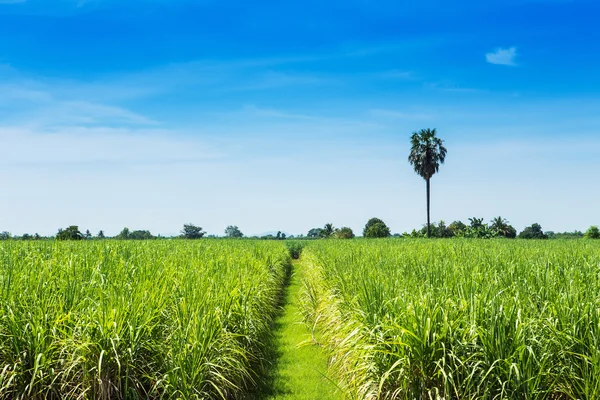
(56, 225), (83, 240)
(302, 239), (600, 399)
(546, 230), (584, 239)
(408, 128), (447, 237)
(363, 218), (391, 238)
(585, 225), (600, 239)
(181, 223), (206, 239)
(0, 240), (290, 399)
(116, 227), (130, 240)
(448, 220), (466, 236)
(129, 230), (154, 240)
(334, 227), (355, 239)
(307, 228), (323, 238)
(519, 223), (549, 239)
(0, 231), (11, 240)
(408, 128), (447, 181)
(97, 230), (105, 239)
(225, 225), (244, 238)
(285, 241), (304, 259)
(490, 216), (517, 238)
(415, 220), (453, 238)
(320, 223), (335, 238)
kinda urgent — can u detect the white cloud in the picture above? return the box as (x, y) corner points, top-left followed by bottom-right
(0, 125), (224, 167)
(486, 47), (518, 66)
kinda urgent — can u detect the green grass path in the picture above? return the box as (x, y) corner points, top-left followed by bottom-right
(255, 259), (344, 400)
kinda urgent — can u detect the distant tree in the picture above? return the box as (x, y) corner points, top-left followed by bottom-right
(181, 224), (206, 239)
(462, 217), (496, 239)
(97, 230), (106, 239)
(84, 229), (92, 240)
(56, 226), (83, 241)
(408, 128), (447, 237)
(116, 227), (131, 240)
(490, 217), (517, 239)
(34, 233), (41, 240)
(320, 223), (335, 238)
(21, 233), (33, 241)
(519, 223), (548, 239)
(546, 230), (583, 239)
(363, 218), (391, 238)
(417, 220), (453, 238)
(275, 231), (287, 240)
(335, 227), (355, 239)
(448, 221), (467, 237)
(585, 225), (600, 239)
(0, 231), (11, 240)
(129, 230), (154, 240)
(224, 225), (244, 238)
(307, 228), (323, 238)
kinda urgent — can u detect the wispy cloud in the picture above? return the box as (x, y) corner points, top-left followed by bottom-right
(370, 109), (433, 120)
(486, 47), (518, 66)
(230, 71), (330, 91)
(0, 67), (157, 127)
(0, 125), (224, 167)
(424, 82), (485, 93)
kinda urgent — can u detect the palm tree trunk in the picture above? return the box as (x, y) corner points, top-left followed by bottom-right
(426, 177), (431, 238)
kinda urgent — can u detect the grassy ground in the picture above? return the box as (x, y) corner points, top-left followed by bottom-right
(249, 259), (344, 400)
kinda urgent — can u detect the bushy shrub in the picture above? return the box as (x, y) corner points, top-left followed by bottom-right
(335, 227), (355, 239)
(519, 223), (548, 239)
(585, 226), (600, 239)
(363, 218), (391, 238)
(56, 226), (83, 241)
(286, 241), (304, 259)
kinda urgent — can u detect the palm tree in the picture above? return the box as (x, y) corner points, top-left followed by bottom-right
(321, 223), (335, 238)
(408, 128), (447, 237)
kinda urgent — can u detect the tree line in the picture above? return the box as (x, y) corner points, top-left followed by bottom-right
(1, 220), (598, 241)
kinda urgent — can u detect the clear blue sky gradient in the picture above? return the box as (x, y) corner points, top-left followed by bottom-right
(1, 0), (599, 236)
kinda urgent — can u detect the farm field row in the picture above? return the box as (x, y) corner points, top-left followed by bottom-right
(301, 239), (600, 399)
(0, 240), (290, 399)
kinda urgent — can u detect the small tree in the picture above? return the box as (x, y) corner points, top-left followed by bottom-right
(116, 227), (131, 240)
(490, 217), (517, 239)
(448, 221), (467, 237)
(56, 226), (83, 241)
(129, 230), (154, 240)
(363, 218), (391, 238)
(320, 223), (335, 238)
(585, 226), (600, 239)
(0, 231), (11, 240)
(224, 225), (244, 238)
(97, 230), (106, 239)
(335, 227), (355, 239)
(519, 223), (548, 239)
(307, 228), (323, 238)
(181, 224), (205, 239)
(84, 229), (92, 240)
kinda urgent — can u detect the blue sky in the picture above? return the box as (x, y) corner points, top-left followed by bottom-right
(1, 0), (599, 236)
